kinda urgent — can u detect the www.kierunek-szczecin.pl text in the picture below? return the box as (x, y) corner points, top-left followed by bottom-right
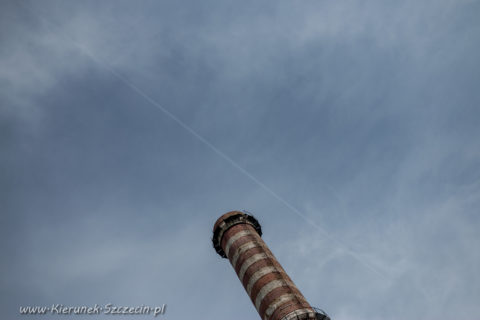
(19, 304), (167, 316)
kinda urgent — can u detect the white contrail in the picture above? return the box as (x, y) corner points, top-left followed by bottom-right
(20, 3), (389, 280)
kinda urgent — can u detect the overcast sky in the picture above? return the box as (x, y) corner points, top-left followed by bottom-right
(1, 0), (480, 319)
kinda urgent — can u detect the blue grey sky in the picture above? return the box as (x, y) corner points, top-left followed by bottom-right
(1, 0), (480, 319)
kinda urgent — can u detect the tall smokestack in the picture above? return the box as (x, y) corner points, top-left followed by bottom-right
(212, 211), (330, 320)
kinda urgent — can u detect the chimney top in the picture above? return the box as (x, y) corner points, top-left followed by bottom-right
(212, 210), (262, 258)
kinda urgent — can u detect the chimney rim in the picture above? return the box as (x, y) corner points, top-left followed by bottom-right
(212, 210), (262, 258)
